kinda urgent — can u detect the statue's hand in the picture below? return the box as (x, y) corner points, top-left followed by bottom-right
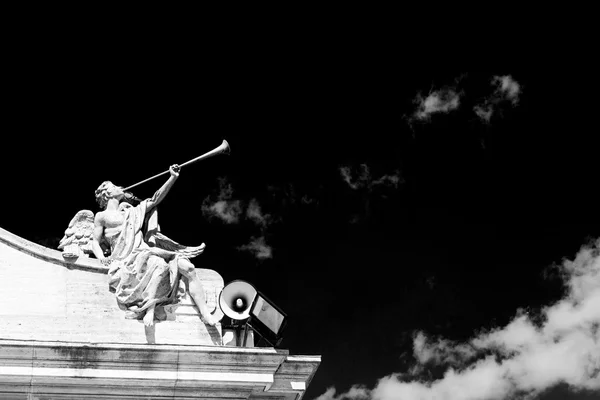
(170, 164), (180, 178)
(101, 257), (113, 266)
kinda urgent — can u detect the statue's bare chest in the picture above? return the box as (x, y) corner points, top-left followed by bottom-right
(102, 210), (125, 229)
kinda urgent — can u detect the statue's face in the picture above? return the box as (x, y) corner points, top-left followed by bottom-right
(106, 183), (125, 201)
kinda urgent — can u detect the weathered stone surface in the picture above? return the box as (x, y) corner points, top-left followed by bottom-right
(0, 339), (320, 399)
(0, 226), (222, 345)
(0, 226), (321, 399)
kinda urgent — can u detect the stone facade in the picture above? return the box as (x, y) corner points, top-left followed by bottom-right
(0, 227), (320, 399)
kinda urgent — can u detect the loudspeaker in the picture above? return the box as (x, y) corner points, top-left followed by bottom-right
(219, 280), (288, 347)
(218, 280), (257, 321)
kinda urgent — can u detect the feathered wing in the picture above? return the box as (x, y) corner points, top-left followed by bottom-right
(153, 232), (206, 259)
(58, 210), (96, 257)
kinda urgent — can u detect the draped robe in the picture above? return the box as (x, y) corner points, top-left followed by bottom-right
(105, 200), (205, 316)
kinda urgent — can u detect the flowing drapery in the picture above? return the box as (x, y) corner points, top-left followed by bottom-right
(105, 200), (204, 316)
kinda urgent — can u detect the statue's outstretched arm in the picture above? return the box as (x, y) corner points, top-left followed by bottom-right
(145, 164), (180, 212)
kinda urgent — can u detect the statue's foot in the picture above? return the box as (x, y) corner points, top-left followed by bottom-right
(199, 312), (217, 326)
(143, 309), (155, 327)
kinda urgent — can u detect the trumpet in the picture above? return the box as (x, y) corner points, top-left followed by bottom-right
(123, 140), (231, 191)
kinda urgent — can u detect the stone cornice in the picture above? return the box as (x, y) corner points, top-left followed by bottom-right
(0, 339), (319, 399)
(0, 226), (108, 274)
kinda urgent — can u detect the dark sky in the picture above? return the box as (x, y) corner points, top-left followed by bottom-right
(1, 35), (599, 400)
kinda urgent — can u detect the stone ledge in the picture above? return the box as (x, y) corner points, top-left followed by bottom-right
(0, 226), (108, 274)
(0, 339), (319, 400)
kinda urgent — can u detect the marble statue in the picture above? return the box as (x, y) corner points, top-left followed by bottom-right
(95, 164), (220, 327)
(60, 164), (220, 327)
(58, 210), (96, 258)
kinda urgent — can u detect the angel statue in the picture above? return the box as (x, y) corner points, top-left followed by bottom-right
(58, 210), (96, 258)
(89, 164), (220, 327)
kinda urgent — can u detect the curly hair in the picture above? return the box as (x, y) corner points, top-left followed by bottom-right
(95, 181), (115, 209)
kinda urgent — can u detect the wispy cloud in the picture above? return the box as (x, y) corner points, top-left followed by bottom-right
(246, 198), (271, 227)
(473, 104), (494, 123)
(239, 199), (275, 260)
(412, 88), (461, 121)
(340, 164), (370, 190)
(339, 164), (402, 191)
(204, 200), (243, 224)
(411, 331), (476, 367)
(405, 74), (521, 126)
(372, 172), (402, 189)
(315, 239), (600, 400)
(314, 386), (370, 400)
(474, 75), (522, 123)
(339, 164), (403, 224)
(201, 178), (243, 224)
(301, 195), (317, 205)
(237, 236), (273, 260)
(494, 75), (520, 104)
(266, 182), (320, 208)
(202, 179), (275, 261)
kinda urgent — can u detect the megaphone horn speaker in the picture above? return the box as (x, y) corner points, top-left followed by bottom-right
(219, 280), (257, 321)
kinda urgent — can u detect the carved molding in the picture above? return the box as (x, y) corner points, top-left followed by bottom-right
(0, 339), (319, 399)
(0, 226), (109, 273)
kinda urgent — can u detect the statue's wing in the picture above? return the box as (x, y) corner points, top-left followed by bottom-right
(58, 210), (95, 257)
(153, 232), (206, 259)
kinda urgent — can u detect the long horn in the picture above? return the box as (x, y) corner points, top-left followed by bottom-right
(180, 139), (230, 168)
(123, 140), (231, 191)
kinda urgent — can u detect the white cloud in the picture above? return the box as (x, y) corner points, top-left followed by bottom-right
(412, 331), (476, 367)
(406, 74), (521, 125)
(372, 358), (513, 400)
(201, 177), (244, 224)
(314, 386), (370, 400)
(474, 104), (494, 123)
(237, 236), (273, 260)
(315, 239), (600, 400)
(413, 89), (461, 120)
(473, 75), (522, 123)
(244, 199), (277, 259)
(202, 180), (277, 260)
(340, 164), (370, 190)
(246, 198), (270, 227)
(204, 200), (243, 224)
(340, 165), (402, 191)
(494, 75), (520, 104)
(215, 177), (234, 200)
(301, 195), (317, 205)
(372, 170), (402, 189)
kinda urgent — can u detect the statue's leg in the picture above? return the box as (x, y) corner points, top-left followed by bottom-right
(177, 258), (218, 326)
(142, 259), (169, 327)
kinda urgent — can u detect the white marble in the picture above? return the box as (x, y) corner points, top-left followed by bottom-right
(0, 226), (222, 346)
(0, 226), (321, 399)
(0, 339), (320, 399)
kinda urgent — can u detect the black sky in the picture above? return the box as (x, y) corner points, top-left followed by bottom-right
(1, 32), (599, 400)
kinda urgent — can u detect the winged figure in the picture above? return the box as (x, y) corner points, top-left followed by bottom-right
(58, 210), (99, 258)
(60, 164), (220, 328)
(58, 193), (140, 258)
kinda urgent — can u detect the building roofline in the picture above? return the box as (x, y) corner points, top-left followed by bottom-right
(0, 226), (108, 274)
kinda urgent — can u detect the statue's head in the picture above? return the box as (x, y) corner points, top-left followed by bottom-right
(95, 181), (125, 209)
